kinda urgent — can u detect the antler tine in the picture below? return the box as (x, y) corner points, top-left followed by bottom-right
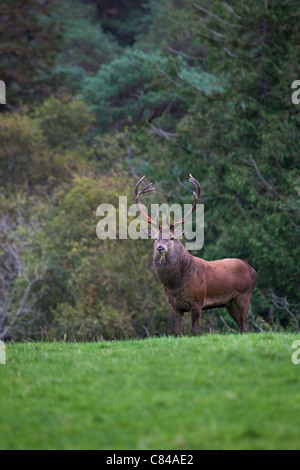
(165, 208), (170, 226)
(138, 182), (156, 196)
(134, 175), (145, 195)
(174, 174), (201, 227)
(135, 176), (159, 227)
(135, 177), (156, 195)
(189, 174), (201, 198)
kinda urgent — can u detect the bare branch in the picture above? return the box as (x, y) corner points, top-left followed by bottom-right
(194, 3), (230, 24)
(271, 291), (300, 331)
(0, 213), (47, 340)
(157, 67), (180, 88)
(223, 47), (237, 58)
(166, 45), (201, 60)
(202, 24), (225, 39)
(147, 121), (179, 139)
(221, 2), (241, 19)
(220, 315), (238, 334)
(248, 308), (264, 332)
(249, 155), (283, 199)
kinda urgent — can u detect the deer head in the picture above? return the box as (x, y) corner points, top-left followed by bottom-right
(135, 175), (201, 258)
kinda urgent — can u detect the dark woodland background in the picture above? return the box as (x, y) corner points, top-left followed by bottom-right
(0, 0), (299, 340)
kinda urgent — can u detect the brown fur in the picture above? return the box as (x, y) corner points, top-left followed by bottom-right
(153, 228), (257, 336)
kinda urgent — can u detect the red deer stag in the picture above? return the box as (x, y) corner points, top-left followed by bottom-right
(135, 175), (257, 336)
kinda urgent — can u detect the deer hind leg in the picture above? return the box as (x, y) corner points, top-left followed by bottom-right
(191, 305), (203, 336)
(226, 294), (250, 334)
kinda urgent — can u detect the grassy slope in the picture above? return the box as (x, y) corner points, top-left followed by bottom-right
(0, 333), (300, 450)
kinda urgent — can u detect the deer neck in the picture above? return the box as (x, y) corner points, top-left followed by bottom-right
(153, 243), (192, 290)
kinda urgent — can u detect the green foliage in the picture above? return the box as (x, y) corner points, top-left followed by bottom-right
(0, 0), (62, 105)
(138, 0), (207, 58)
(83, 50), (177, 129)
(89, 0), (150, 46)
(0, 111), (87, 193)
(83, 49), (221, 131)
(0, 112), (46, 188)
(34, 96), (96, 149)
(51, 65), (87, 94)
(54, 0), (120, 73)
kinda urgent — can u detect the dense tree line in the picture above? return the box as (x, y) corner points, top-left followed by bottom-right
(0, 0), (299, 340)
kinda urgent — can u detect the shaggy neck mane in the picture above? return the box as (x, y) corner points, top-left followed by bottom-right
(154, 242), (192, 290)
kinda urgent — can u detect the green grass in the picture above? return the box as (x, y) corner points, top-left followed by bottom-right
(0, 333), (300, 450)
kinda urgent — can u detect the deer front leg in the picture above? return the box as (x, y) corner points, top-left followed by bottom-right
(172, 309), (184, 337)
(191, 305), (202, 336)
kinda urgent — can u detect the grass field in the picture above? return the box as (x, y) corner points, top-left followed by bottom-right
(0, 333), (300, 450)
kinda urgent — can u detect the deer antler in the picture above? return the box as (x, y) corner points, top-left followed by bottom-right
(135, 176), (159, 227)
(173, 174), (201, 227)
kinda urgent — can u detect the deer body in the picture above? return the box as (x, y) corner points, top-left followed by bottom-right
(135, 175), (257, 336)
(153, 237), (256, 334)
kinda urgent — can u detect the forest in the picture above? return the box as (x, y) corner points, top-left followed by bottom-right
(0, 0), (299, 341)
